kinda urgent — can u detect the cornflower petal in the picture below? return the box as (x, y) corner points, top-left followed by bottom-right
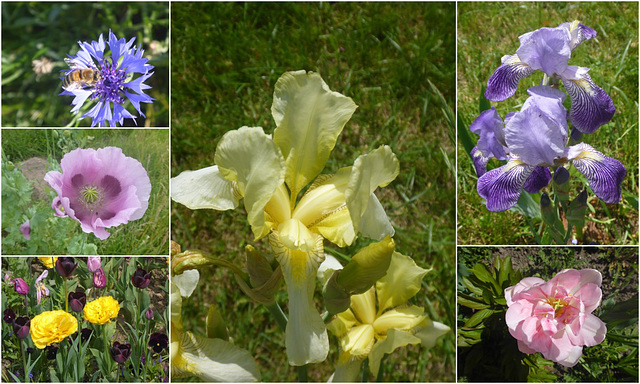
(477, 159), (536, 212)
(561, 66), (616, 133)
(485, 54), (536, 101)
(567, 143), (625, 203)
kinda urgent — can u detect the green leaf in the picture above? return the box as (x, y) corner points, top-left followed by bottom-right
(457, 112), (475, 157)
(498, 255), (513, 287)
(461, 276), (484, 296)
(465, 308), (494, 327)
(510, 191), (541, 219)
(458, 293), (490, 310)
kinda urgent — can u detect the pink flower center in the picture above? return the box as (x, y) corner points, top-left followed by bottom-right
(80, 185), (105, 210)
(546, 297), (570, 321)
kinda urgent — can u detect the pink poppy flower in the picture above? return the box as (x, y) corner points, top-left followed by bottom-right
(505, 269), (607, 367)
(44, 147), (151, 240)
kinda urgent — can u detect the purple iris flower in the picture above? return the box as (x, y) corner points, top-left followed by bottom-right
(19, 220), (30, 240)
(485, 20), (614, 134)
(35, 270), (49, 305)
(44, 147), (151, 240)
(60, 30), (154, 127)
(473, 86), (625, 212)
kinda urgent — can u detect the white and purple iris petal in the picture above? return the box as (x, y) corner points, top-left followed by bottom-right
(567, 143), (626, 204)
(477, 158), (542, 212)
(561, 66), (616, 134)
(44, 147), (151, 240)
(485, 54), (536, 101)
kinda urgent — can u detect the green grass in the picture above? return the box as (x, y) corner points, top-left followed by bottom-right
(171, 3), (455, 382)
(1, 2), (168, 127)
(1, 129), (169, 255)
(457, 2), (639, 245)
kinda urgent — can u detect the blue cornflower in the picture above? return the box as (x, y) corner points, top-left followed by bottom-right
(61, 30), (154, 127)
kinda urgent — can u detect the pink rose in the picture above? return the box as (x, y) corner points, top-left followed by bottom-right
(505, 269), (607, 367)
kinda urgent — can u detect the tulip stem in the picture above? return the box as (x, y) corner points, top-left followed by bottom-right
(296, 365), (308, 382)
(64, 279), (68, 312)
(20, 338), (28, 383)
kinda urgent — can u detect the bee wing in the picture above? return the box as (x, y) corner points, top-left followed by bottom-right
(64, 57), (82, 70)
(63, 82), (83, 91)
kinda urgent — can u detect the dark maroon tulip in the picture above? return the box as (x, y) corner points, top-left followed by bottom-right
(12, 316), (30, 338)
(131, 268), (151, 289)
(148, 332), (168, 353)
(80, 328), (93, 342)
(45, 345), (58, 360)
(110, 341), (132, 364)
(3, 308), (16, 324)
(55, 257), (77, 278)
(68, 291), (86, 312)
(12, 278), (29, 295)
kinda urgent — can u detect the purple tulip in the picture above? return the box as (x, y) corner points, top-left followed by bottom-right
(131, 268), (151, 289)
(3, 308), (16, 324)
(13, 278), (29, 295)
(68, 291), (87, 312)
(473, 86), (625, 212)
(12, 316), (30, 338)
(110, 341), (132, 364)
(20, 220), (30, 240)
(145, 308), (154, 320)
(93, 268), (107, 288)
(55, 257), (77, 278)
(87, 257), (101, 273)
(45, 345), (58, 360)
(44, 147), (151, 240)
(148, 332), (168, 353)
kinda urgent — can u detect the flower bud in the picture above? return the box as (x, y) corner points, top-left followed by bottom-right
(68, 291), (86, 312)
(55, 257), (77, 278)
(12, 316), (30, 338)
(86, 257), (101, 273)
(13, 278), (29, 295)
(131, 268), (151, 289)
(145, 308), (154, 320)
(93, 268), (107, 288)
(110, 341), (132, 364)
(552, 166), (570, 202)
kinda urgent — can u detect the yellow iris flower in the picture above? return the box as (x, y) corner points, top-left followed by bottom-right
(171, 70), (400, 365)
(327, 252), (450, 381)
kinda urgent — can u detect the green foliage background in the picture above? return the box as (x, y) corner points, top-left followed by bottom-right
(457, 2), (639, 245)
(1, 129), (169, 255)
(1, 2), (169, 127)
(171, 2), (455, 382)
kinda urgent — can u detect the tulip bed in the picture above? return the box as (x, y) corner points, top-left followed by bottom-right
(457, 247), (638, 382)
(1, 129), (169, 255)
(1, 257), (169, 382)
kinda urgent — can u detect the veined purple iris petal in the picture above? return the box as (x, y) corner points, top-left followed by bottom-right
(523, 166), (552, 193)
(485, 55), (536, 101)
(470, 107), (508, 161)
(60, 30), (154, 127)
(567, 143), (626, 204)
(44, 147), (151, 240)
(477, 159), (537, 212)
(561, 66), (615, 134)
(471, 146), (491, 177)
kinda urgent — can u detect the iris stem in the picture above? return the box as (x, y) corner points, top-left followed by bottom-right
(265, 302), (288, 332)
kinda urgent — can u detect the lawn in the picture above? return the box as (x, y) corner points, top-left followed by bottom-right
(171, 2), (456, 381)
(457, 2), (639, 245)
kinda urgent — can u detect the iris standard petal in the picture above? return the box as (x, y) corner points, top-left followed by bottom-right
(477, 159), (536, 212)
(469, 107), (507, 161)
(561, 66), (615, 133)
(567, 143), (625, 203)
(523, 166), (552, 193)
(505, 106), (567, 166)
(558, 20), (597, 50)
(516, 27), (571, 76)
(376, 252), (428, 313)
(215, 127), (286, 240)
(345, 145), (399, 240)
(272, 70), (357, 199)
(350, 288), (377, 325)
(270, 234), (329, 365)
(171, 165), (239, 210)
(485, 54), (536, 101)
